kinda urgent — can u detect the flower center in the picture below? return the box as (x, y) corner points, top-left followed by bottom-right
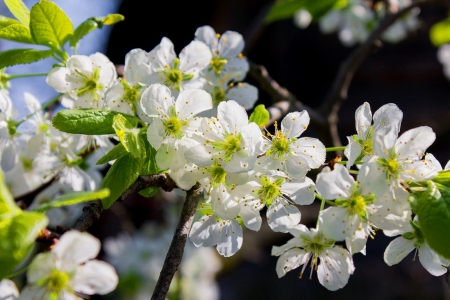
(268, 130), (292, 159)
(301, 231), (334, 256)
(20, 156), (33, 172)
(211, 132), (243, 162)
(47, 269), (70, 293)
(122, 80), (142, 108)
(212, 86), (226, 106)
(76, 68), (103, 101)
(209, 55), (228, 76)
(160, 58), (194, 91)
(163, 116), (185, 139)
(257, 177), (283, 205)
(208, 162), (227, 186)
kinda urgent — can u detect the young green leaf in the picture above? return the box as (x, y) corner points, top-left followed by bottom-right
(112, 114), (144, 158)
(30, 0), (73, 49)
(96, 143), (128, 165)
(140, 132), (162, 175)
(0, 170), (20, 215)
(0, 15), (21, 29)
(4, 0), (30, 25)
(0, 48), (53, 69)
(249, 104), (270, 128)
(265, 0), (338, 23)
(0, 211), (48, 279)
(99, 13), (125, 26)
(408, 181), (450, 260)
(430, 18), (450, 47)
(69, 19), (98, 48)
(0, 24), (34, 44)
(101, 154), (141, 209)
(52, 109), (141, 135)
(33, 189), (110, 212)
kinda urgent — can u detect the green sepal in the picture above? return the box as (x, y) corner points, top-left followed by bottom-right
(138, 187), (159, 198)
(430, 17), (450, 47)
(408, 181), (450, 260)
(432, 169), (450, 186)
(0, 23), (34, 44)
(32, 189), (110, 212)
(101, 154), (141, 209)
(248, 104), (270, 128)
(4, 0), (30, 25)
(69, 19), (98, 48)
(0, 48), (53, 69)
(52, 109), (141, 135)
(112, 114), (145, 158)
(402, 232), (415, 240)
(265, 0), (339, 23)
(29, 0), (73, 49)
(96, 143), (128, 165)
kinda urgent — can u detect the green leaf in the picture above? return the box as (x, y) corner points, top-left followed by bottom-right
(0, 48), (53, 69)
(33, 188), (110, 212)
(4, 0), (30, 25)
(140, 132), (161, 175)
(408, 181), (450, 260)
(430, 18), (450, 47)
(52, 109), (141, 135)
(0, 170), (20, 215)
(69, 19), (97, 48)
(0, 24), (34, 44)
(96, 143), (128, 165)
(29, 0), (73, 49)
(101, 154), (140, 209)
(112, 114), (144, 158)
(0, 15), (21, 29)
(265, 0), (339, 23)
(0, 211), (48, 279)
(138, 186), (159, 198)
(249, 104), (270, 127)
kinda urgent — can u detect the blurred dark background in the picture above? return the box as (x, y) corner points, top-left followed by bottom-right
(101, 0), (450, 299)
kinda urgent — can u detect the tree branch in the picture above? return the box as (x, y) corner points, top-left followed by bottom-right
(320, 0), (442, 148)
(151, 183), (203, 300)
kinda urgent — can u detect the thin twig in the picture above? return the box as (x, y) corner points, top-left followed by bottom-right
(320, 0), (442, 148)
(151, 183), (203, 300)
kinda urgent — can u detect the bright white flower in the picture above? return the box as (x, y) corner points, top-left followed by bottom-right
(272, 224), (355, 291)
(47, 53), (117, 108)
(140, 83), (212, 171)
(344, 102), (403, 168)
(0, 279), (19, 300)
(185, 100), (263, 173)
(104, 49), (151, 116)
(316, 164), (379, 254)
(234, 170), (315, 232)
(146, 37), (211, 95)
(384, 217), (450, 276)
(20, 230), (118, 300)
(195, 25), (249, 81)
(359, 125), (438, 235)
(294, 9), (312, 29)
(257, 111), (326, 179)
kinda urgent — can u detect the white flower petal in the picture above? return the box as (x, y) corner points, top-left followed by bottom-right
(282, 176), (315, 205)
(316, 164), (354, 200)
(267, 200), (301, 232)
(72, 260), (118, 295)
(418, 243), (449, 276)
(52, 231), (100, 269)
(217, 100), (248, 133)
(239, 204), (262, 231)
(281, 111), (309, 138)
(395, 126), (436, 161)
(179, 40), (212, 75)
(318, 207), (350, 241)
(218, 30), (245, 58)
(195, 25), (218, 51)
(317, 247), (354, 291)
(140, 84), (174, 117)
(189, 215), (220, 247)
(216, 219), (243, 257)
(383, 236), (415, 266)
(354, 102), (372, 137)
(226, 83), (257, 110)
(275, 248), (309, 278)
(0, 279), (19, 300)
(176, 89), (212, 119)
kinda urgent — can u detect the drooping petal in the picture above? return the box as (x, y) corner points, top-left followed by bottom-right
(344, 135), (363, 168)
(147, 118), (165, 150)
(272, 237), (306, 256)
(216, 219), (243, 257)
(354, 102), (372, 137)
(239, 204), (262, 231)
(317, 247), (354, 291)
(318, 207), (350, 241)
(189, 215), (220, 247)
(275, 248), (309, 278)
(418, 243), (450, 276)
(316, 164), (353, 200)
(282, 176), (315, 205)
(267, 200), (301, 232)
(383, 236), (415, 266)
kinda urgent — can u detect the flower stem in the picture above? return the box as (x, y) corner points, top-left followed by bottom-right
(348, 169), (359, 175)
(326, 146), (346, 152)
(5, 265), (29, 279)
(6, 73), (48, 80)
